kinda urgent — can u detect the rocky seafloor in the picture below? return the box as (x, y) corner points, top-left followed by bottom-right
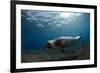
(21, 42), (90, 63)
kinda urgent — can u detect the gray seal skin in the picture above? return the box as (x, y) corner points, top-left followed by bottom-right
(46, 33), (82, 53)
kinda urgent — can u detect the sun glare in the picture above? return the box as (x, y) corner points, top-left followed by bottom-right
(60, 13), (74, 18)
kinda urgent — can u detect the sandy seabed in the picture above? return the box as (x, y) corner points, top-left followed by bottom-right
(21, 43), (90, 63)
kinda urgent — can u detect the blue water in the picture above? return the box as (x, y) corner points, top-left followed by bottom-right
(21, 10), (90, 51)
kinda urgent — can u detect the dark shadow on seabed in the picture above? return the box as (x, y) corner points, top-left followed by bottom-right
(21, 42), (90, 63)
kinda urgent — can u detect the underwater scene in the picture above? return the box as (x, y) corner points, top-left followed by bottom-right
(21, 10), (90, 63)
